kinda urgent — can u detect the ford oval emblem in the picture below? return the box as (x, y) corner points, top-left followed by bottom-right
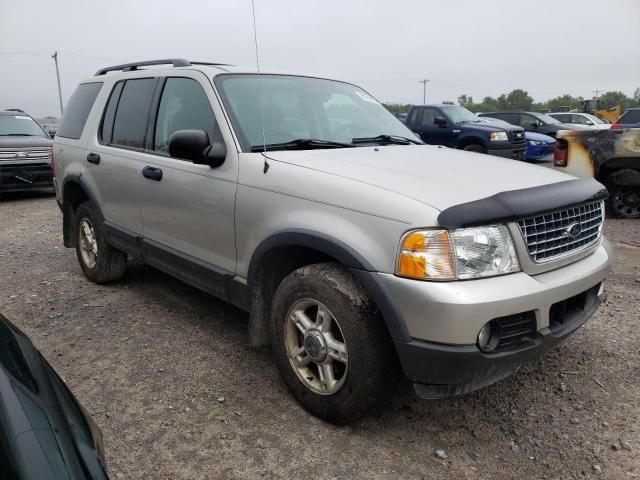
(564, 222), (582, 239)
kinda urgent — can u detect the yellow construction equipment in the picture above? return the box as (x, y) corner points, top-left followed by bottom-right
(578, 99), (621, 123)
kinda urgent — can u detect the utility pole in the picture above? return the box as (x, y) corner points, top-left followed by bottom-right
(593, 89), (603, 99)
(51, 51), (64, 116)
(419, 78), (430, 104)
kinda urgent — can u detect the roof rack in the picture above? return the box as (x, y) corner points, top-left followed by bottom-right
(95, 59), (191, 76)
(4, 108), (24, 112)
(94, 59), (232, 76)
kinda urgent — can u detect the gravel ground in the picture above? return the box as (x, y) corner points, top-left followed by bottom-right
(0, 191), (638, 480)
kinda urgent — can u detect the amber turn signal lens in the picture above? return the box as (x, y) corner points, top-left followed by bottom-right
(397, 230), (456, 280)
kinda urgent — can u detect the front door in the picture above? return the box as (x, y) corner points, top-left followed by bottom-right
(137, 73), (238, 284)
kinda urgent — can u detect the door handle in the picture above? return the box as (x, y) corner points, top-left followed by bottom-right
(142, 166), (163, 181)
(86, 153), (101, 164)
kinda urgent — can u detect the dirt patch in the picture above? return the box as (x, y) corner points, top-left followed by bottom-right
(1, 192), (638, 479)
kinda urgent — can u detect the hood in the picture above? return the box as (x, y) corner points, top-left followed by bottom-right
(265, 144), (573, 211)
(459, 121), (522, 133)
(0, 136), (52, 148)
(525, 131), (555, 143)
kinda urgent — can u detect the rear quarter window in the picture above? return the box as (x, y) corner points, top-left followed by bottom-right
(56, 82), (103, 139)
(620, 110), (640, 124)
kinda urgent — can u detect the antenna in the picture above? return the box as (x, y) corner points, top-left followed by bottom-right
(250, 0), (269, 172)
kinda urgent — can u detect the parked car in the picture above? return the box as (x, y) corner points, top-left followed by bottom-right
(0, 313), (108, 479)
(549, 112), (610, 130)
(554, 127), (640, 218)
(0, 110), (53, 194)
(404, 104), (526, 159)
(525, 131), (555, 161)
(612, 107), (640, 128)
(54, 59), (612, 423)
(478, 111), (587, 138)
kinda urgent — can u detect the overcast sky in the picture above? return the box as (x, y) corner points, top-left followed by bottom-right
(1, 0), (639, 118)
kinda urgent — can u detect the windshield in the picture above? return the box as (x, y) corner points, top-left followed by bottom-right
(215, 74), (419, 151)
(531, 112), (561, 125)
(440, 105), (479, 124)
(0, 115), (47, 137)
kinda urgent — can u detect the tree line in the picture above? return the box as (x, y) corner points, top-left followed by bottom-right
(385, 87), (640, 114)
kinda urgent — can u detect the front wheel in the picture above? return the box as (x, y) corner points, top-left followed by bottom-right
(462, 144), (486, 154)
(75, 202), (127, 283)
(608, 185), (640, 218)
(271, 263), (398, 424)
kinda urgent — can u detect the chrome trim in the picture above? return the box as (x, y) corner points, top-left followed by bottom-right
(516, 201), (604, 264)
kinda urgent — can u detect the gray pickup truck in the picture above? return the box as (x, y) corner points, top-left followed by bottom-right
(54, 59), (612, 423)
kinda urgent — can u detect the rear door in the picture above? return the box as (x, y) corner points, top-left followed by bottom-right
(137, 72), (238, 278)
(85, 77), (157, 236)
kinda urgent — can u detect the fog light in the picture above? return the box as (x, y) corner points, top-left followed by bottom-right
(477, 322), (499, 352)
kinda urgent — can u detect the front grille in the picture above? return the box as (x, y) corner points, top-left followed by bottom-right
(494, 312), (537, 352)
(508, 130), (526, 145)
(0, 147), (51, 162)
(517, 201), (604, 263)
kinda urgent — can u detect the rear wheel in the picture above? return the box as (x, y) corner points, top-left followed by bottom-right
(462, 144), (486, 154)
(608, 185), (640, 218)
(75, 202), (127, 283)
(271, 263), (398, 424)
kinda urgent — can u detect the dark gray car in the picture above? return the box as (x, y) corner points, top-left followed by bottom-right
(0, 110), (53, 194)
(478, 111), (587, 137)
(0, 313), (108, 479)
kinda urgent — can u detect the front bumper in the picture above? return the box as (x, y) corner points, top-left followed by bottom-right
(487, 146), (526, 160)
(0, 163), (53, 192)
(525, 144), (554, 161)
(360, 240), (612, 397)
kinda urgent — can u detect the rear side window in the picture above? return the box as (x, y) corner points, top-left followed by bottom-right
(56, 82), (102, 139)
(111, 78), (156, 149)
(153, 78), (217, 153)
(620, 110), (640, 124)
(553, 114), (570, 123)
(99, 82), (124, 143)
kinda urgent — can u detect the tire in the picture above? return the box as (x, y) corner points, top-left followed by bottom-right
(462, 144), (486, 154)
(271, 262), (398, 424)
(607, 184), (640, 219)
(75, 202), (127, 283)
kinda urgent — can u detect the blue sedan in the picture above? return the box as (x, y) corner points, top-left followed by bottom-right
(525, 131), (555, 161)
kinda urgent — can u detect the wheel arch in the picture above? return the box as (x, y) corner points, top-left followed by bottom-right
(60, 175), (103, 247)
(457, 135), (487, 150)
(246, 229), (410, 347)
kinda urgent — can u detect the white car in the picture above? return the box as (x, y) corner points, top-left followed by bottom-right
(549, 112), (610, 130)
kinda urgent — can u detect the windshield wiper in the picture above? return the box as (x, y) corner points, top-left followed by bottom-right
(351, 134), (423, 145)
(2, 133), (37, 136)
(250, 138), (354, 152)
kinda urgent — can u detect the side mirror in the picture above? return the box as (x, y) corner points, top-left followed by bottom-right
(530, 122), (539, 129)
(434, 116), (448, 127)
(168, 129), (226, 167)
(585, 120), (593, 125)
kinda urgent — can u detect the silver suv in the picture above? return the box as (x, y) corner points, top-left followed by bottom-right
(53, 59), (612, 423)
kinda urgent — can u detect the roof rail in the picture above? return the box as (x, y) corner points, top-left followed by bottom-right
(4, 108), (24, 112)
(95, 59), (192, 76)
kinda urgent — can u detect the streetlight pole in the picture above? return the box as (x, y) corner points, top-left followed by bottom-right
(419, 78), (430, 104)
(51, 51), (64, 116)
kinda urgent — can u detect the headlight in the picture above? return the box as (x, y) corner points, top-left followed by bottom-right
(528, 140), (544, 146)
(489, 132), (509, 142)
(397, 226), (520, 281)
